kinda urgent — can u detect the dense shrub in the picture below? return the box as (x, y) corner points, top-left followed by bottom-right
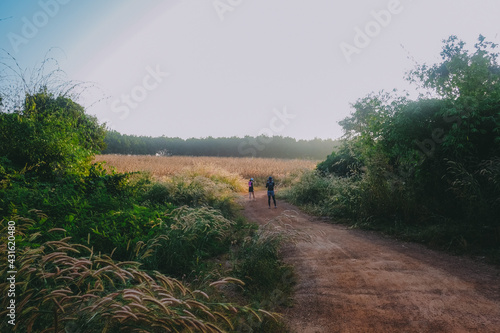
(317, 141), (363, 177)
(287, 36), (500, 261)
(0, 217), (275, 333)
(0, 91), (105, 178)
(138, 206), (236, 276)
(281, 170), (363, 218)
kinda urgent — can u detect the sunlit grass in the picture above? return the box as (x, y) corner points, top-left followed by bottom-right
(95, 155), (318, 188)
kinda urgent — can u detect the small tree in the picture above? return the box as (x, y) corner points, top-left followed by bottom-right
(0, 90), (105, 177)
(0, 51), (106, 178)
(332, 35), (500, 224)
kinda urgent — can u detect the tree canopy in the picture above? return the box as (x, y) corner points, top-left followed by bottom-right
(319, 35), (500, 226)
(0, 89), (106, 177)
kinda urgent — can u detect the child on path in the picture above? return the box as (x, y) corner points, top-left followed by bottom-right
(248, 178), (255, 200)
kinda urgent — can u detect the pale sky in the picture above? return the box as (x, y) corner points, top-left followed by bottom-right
(1, 0), (499, 140)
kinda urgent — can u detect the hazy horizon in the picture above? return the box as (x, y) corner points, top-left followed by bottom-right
(1, 0), (499, 140)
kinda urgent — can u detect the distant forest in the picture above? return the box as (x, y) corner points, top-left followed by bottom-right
(102, 131), (340, 159)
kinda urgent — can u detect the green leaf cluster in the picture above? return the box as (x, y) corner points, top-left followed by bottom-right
(0, 90), (106, 178)
(286, 35), (500, 260)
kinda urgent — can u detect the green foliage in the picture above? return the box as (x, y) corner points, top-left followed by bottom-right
(281, 170), (363, 218)
(232, 220), (295, 333)
(317, 140), (363, 177)
(138, 206), (236, 276)
(143, 166), (243, 219)
(0, 69), (293, 330)
(0, 217), (278, 333)
(235, 227), (290, 295)
(409, 35), (500, 101)
(0, 90), (106, 178)
(290, 35), (500, 261)
(0, 167), (239, 277)
(0, 166), (289, 330)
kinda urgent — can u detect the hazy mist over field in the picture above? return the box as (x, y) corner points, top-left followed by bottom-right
(1, 0), (498, 140)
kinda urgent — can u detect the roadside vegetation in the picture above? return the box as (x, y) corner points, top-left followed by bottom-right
(0, 59), (294, 332)
(94, 154), (317, 188)
(282, 36), (500, 264)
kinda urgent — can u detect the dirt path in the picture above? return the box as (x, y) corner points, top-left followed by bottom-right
(241, 191), (500, 333)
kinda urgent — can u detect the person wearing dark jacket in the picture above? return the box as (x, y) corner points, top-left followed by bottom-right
(265, 176), (277, 208)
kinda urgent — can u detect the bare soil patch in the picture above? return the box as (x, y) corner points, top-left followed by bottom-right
(242, 191), (500, 333)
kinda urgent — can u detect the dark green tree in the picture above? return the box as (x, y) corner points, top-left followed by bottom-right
(0, 89), (106, 177)
(324, 35), (500, 226)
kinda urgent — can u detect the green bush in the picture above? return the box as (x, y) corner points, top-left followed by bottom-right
(143, 168), (241, 218)
(317, 140), (363, 177)
(281, 170), (363, 218)
(138, 206), (235, 276)
(0, 218), (276, 333)
(287, 36), (500, 262)
(0, 91), (106, 178)
(234, 222), (295, 308)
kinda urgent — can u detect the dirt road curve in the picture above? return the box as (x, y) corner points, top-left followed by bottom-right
(241, 191), (500, 333)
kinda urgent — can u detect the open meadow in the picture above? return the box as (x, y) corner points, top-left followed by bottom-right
(94, 155), (318, 188)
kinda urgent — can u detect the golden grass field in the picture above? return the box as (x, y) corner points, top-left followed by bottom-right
(94, 155), (318, 188)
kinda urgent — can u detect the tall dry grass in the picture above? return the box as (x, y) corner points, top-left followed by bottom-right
(94, 155), (318, 188)
(0, 215), (278, 333)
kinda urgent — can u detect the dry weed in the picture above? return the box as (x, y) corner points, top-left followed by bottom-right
(0, 217), (279, 332)
(94, 155), (317, 187)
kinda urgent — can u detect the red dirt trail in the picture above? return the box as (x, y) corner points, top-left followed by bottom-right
(241, 191), (500, 333)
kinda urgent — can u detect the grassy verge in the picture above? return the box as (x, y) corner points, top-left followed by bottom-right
(279, 170), (500, 265)
(0, 163), (294, 332)
(231, 218), (296, 333)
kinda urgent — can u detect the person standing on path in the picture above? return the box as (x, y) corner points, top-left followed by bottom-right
(266, 176), (277, 208)
(248, 178), (255, 200)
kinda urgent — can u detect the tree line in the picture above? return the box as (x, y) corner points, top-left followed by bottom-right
(102, 131), (340, 159)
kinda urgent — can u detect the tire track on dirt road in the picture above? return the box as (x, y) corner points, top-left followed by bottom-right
(241, 191), (500, 333)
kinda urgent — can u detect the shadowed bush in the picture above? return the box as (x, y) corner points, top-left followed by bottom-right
(136, 206), (235, 276)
